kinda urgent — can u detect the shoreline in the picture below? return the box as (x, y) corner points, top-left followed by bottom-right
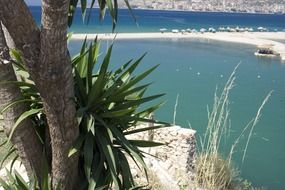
(72, 32), (285, 61)
(28, 6), (285, 15)
(126, 7), (284, 15)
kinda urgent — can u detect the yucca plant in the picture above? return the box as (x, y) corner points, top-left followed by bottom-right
(0, 38), (168, 189)
(70, 38), (168, 189)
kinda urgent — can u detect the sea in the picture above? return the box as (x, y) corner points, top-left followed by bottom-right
(30, 6), (285, 190)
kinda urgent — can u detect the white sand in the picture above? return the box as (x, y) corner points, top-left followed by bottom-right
(72, 32), (285, 61)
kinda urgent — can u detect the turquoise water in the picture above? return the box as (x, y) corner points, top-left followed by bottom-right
(29, 5), (285, 189)
(69, 39), (285, 190)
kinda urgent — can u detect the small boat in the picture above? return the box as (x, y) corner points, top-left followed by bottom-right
(186, 28), (192, 33)
(254, 46), (279, 57)
(254, 52), (277, 57)
(181, 29), (186, 34)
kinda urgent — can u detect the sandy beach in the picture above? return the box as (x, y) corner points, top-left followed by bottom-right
(72, 32), (285, 61)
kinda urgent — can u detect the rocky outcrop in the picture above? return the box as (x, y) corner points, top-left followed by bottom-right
(128, 125), (197, 189)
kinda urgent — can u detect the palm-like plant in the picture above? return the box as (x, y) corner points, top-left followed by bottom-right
(0, 38), (168, 189)
(72, 38), (168, 189)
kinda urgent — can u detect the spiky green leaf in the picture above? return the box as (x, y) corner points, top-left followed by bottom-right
(128, 140), (164, 147)
(84, 134), (94, 181)
(7, 108), (43, 143)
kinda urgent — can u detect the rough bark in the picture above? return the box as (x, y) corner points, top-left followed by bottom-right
(0, 0), (40, 75)
(0, 24), (43, 181)
(40, 0), (79, 189)
(0, 1), (79, 189)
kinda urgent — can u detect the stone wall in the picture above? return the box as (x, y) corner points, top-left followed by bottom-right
(127, 125), (197, 189)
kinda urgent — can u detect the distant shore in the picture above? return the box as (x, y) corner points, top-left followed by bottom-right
(27, 6), (285, 15)
(124, 7), (285, 15)
(72, 32), (285, 61)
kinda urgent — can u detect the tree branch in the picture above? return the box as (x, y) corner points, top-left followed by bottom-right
(0, 0), (40, 74)
(0, 23), (43, 182)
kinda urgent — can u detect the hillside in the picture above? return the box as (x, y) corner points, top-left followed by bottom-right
(119, 0), (285, 14)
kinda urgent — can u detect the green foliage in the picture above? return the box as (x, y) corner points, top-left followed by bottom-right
(68, 0), (136, 31)
(0, 50), (45, 169)
(1, 1), (156, 189)
(0, 39), (167, 189)
(71, 38), (167, 189)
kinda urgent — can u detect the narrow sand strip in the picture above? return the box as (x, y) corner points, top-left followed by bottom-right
(72, 32), (285, 61)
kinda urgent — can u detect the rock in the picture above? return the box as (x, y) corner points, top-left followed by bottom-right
(127, 125), (197, 188)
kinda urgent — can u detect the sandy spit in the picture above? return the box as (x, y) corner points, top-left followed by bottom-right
(72, 32), (285, 61)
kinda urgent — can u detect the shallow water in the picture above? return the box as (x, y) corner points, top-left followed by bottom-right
(70, 38), (285, 189)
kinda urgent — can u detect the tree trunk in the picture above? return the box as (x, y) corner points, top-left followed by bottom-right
(0, 0), (40, 74)
(0, 24), (43, 181)
(0, 1), (79, 189)
(39, 0), (79, 188)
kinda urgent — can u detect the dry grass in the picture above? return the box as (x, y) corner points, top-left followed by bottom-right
(194, 65), (237, 190)
(194, 65), (270, 190)
(195, 153), (236, 190)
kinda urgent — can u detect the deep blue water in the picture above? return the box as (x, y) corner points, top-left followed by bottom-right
(29, 6), (285, 33)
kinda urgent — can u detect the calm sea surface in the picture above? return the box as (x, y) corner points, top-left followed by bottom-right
(31, 6), (285, 189)
(29, 6), (285, 33)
